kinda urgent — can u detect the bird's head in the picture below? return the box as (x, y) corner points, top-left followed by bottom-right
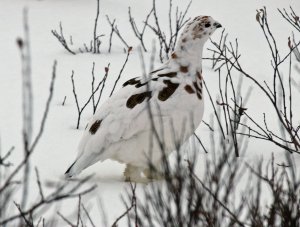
(172, 16), (222, 65)
(178, 16), (222, 46)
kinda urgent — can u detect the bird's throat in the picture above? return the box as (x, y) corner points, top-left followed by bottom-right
(170, 40), (204, 75)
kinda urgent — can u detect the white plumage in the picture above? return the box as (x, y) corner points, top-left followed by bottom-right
(65, 16), (222, 182)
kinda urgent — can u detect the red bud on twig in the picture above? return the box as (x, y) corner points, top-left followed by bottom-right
(256, 11), (261, 22)
(288, 37), (293, 49)
(16, 38), (24, 49)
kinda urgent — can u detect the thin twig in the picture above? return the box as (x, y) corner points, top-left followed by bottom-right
(109, 47), (132, 97)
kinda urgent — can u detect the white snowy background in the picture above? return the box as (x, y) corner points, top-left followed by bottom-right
(1, 0), (300, 226)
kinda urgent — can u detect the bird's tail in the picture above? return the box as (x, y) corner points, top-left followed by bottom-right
(65, 160), (79, 178)
(65, 153), (100, 178)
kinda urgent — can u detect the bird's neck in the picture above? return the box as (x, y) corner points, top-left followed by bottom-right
(169, 38), (206, 76)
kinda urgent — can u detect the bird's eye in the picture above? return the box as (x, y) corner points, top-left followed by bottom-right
(205, 23), (211, 28)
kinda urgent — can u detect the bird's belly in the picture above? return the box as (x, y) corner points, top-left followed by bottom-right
(160, 97), (204, 147)
(106, 98), (204, 167)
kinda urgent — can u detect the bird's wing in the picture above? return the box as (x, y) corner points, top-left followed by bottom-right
(78, 65), (185, 150)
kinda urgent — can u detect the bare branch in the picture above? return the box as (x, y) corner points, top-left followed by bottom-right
(110, 47), (132, 97)
(106, 15), (130, 49)
(51, 22), (76, 55)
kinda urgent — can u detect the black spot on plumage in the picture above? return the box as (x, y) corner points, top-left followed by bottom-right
(193, 82), (198, 90)
(196, 71), (202, 80)
(171, 52), (178, 58)
(89, 120), (102, 134)
(193, 81), (202, 100)
(184, 85), (195, 94)
(158, 80), (179, 101)
(157, 72), (177, 78)
(180, 66), (189, 73)
(135, 81), (148, 88)
(123, 77), (140, 87)
(126, 91), (152, 109)
(123, 77), (150, 88)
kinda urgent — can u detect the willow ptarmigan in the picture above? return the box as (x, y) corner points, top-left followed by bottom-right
(65, 16), (222, 182)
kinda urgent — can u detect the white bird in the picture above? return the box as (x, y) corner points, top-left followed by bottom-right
(65, 16), (222, 182)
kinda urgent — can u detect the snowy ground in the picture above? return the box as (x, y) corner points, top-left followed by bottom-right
(1, 0), (300, 226)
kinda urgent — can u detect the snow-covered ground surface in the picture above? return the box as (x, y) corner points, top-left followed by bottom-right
(1, 0), (300, 226)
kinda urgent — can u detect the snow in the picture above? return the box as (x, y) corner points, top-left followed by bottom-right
(1, 0), (300, 225)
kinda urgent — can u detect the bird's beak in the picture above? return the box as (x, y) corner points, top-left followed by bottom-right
(214, 22), (222, 28)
